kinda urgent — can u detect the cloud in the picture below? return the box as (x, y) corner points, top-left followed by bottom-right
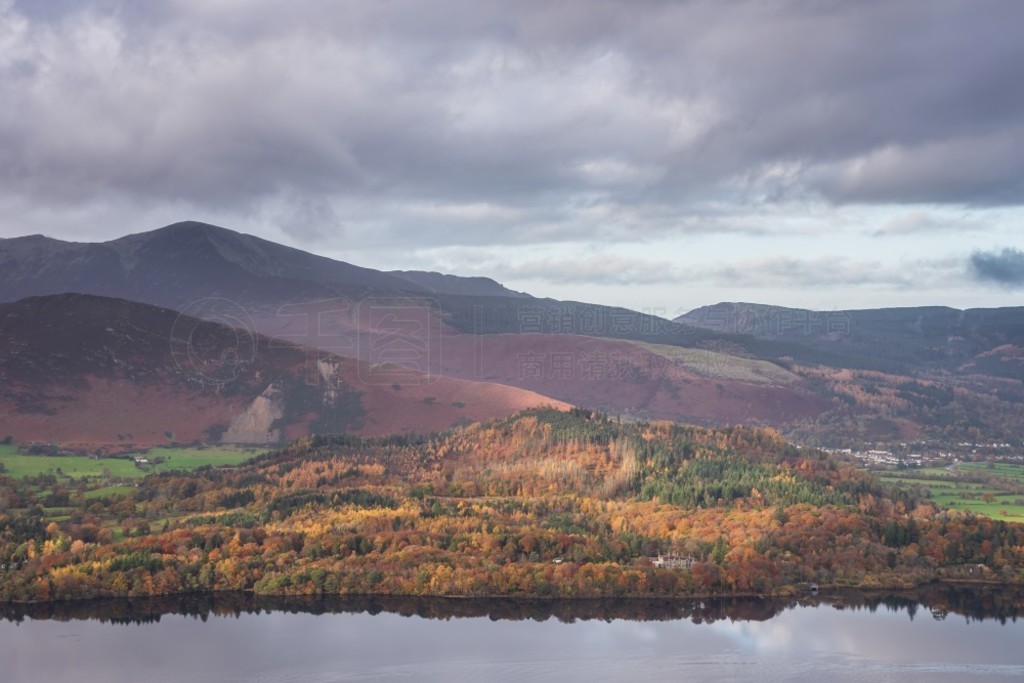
(873, 211), (984, 237)
(449, 253), (684, 286)
(425, 248), (962, 294)
(814, 132), (1024, 206)
(969, 248), (1024, 286)
(508, 254), (683, 285)
(268, 191), (346, 242)
(2, 0), (1024, 251)
(696, 256), (926, 290)
(702, 255), (966, 292)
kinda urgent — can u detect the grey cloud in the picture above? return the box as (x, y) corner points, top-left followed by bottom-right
(873, 211), (984, 237)
(428, 251), (685, 286)
(2, 0), (1024, 247)
(815, 130), (1024, 206)
(970, 248), (1024, 286)
(704, 258), (908, 289)
(270, 192), (346, 242)
(496, 254), (683, 285)
(692, 255), (964, 291)
(446, 251), (960, 291)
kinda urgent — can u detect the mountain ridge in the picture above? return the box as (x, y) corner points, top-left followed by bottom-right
(0, 293), (569, 449)
(0, 221), (530, 308)
(677, 301), (1024, 376)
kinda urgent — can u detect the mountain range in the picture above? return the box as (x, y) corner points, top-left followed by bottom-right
(2, 221), (1022, 449)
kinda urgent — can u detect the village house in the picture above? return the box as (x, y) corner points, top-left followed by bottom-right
(651, 555), (694, 570)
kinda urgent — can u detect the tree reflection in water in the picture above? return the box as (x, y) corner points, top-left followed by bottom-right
(3, 583), (1022, 626)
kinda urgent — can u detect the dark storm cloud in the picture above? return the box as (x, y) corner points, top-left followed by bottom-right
(2, 0), (1024, 244)
(970, 248), (1024, 286)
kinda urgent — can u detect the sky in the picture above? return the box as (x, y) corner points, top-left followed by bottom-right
(1, 0), (1023, 316)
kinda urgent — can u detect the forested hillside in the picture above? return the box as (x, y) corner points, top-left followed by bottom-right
(2, 410), (1023, 602)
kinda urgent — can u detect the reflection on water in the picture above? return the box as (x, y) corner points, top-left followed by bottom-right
(4, 583), (1024, 625)
(2, 585), (1023, 682)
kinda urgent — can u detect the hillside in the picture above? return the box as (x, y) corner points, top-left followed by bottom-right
(431, 333), (829, 426)
(2, 409), (1022, 602)
(675, 303), (1024, 444)
(678, 302), (1024, 377)
(4, 222), (1024, 445)
(0, 294), (567, 449)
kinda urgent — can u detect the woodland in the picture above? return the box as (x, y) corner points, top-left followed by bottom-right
(2, 409), (1023, 602)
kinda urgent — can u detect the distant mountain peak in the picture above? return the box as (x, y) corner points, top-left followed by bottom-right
(0, 220), (536, 308)
(133, 220), (237, 236)
(162, 219), (224, 230)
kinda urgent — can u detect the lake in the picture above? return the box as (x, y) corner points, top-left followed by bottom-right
(3, 586), (1023, 682)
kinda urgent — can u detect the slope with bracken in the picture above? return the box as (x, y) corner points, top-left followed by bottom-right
(0, 294), (567, 450)
(678, 303), (1024, 444)
(678, 301), (1024, 377)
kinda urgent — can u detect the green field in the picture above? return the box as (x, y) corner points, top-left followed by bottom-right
(0, 445), (265, 481)
(631, 341), (800, 384)
(875, 462), (1024, 522)
(146, 446), (263, 469)
(2, 443), (267, 528)
(1, 453), (146, 479)
(83, 485), (138, 500)
(958, 462), (1024, 478)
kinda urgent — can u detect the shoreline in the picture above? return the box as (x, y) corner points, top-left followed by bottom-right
(0, 576), (1016, 607)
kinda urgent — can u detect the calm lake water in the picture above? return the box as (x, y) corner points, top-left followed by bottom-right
(3, 588), (1023, 682)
